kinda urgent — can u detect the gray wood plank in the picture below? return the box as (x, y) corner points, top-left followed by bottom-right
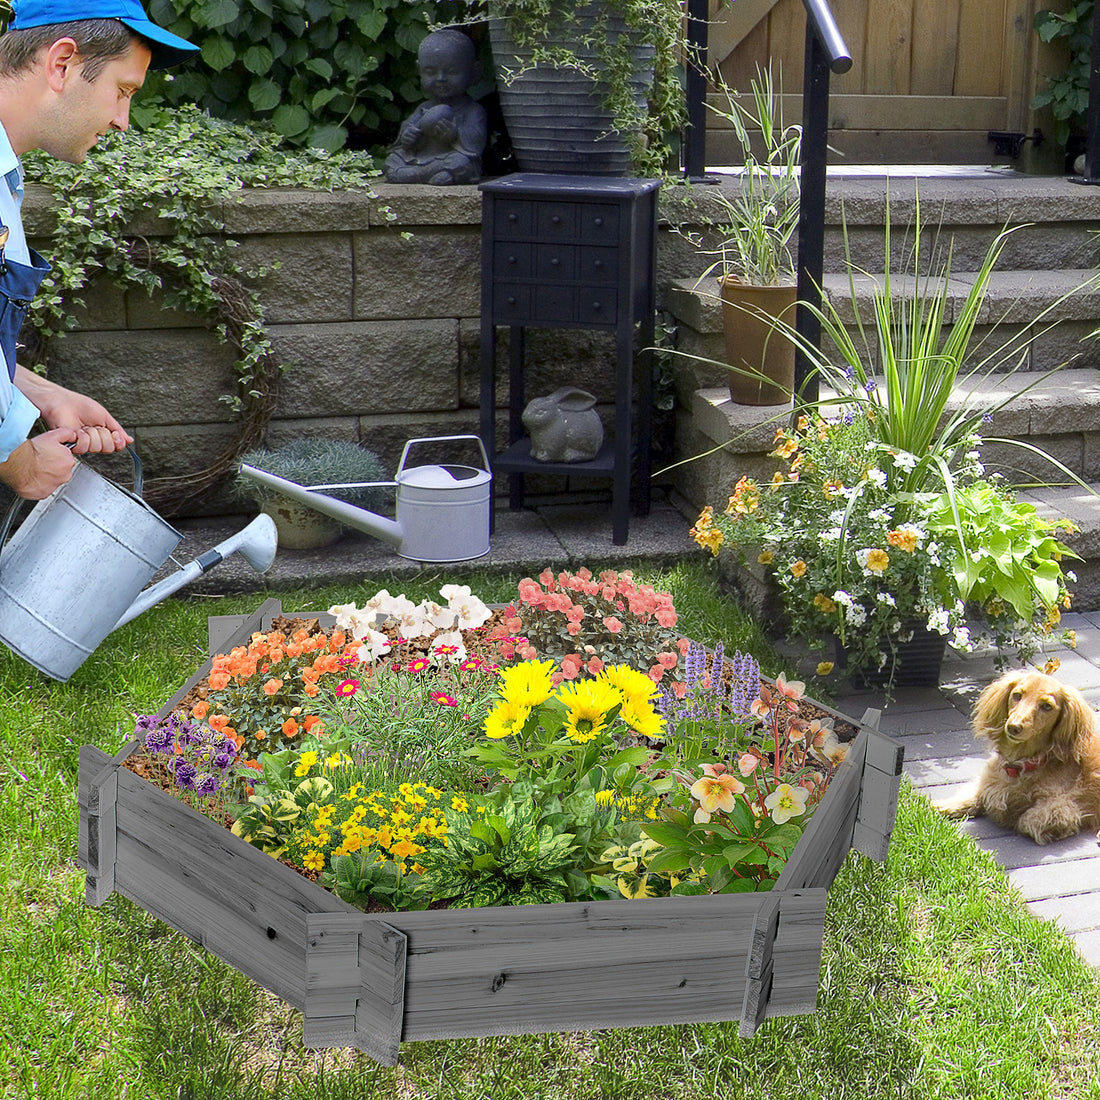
(739, 894), (780, 1038)
(1009, 855), (1100, 901)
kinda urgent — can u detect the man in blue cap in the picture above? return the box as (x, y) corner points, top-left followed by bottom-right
(0, 0), (197, 498)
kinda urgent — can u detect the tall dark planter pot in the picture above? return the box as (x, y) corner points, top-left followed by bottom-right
(841, 622), (948, 689)
(487, 4), (654, 175)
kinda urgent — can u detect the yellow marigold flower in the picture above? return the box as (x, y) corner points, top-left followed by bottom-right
(693, 526), (724, 556)
(496, 658), (557, 707)
(451, 795), (469, 812)
(859, 548), (890, 575)
(816, 661), (835, 676)
(757, 549), (774, 565)
(390, 838), (424, 860)
(1068, 629), (1078, 648)
(294, 749), (319, 778)
(813, 592), (837, 614)
(303, 851), (325, 872)
(790, 560), (808, 578)
(886, 526), (920, 552)
(1043, 656), (1062, 675)
(376, 826), (392, 849)
(771, 471), (785, 486)
(484, 698), (532, 740)
(772, 436), (798, 459)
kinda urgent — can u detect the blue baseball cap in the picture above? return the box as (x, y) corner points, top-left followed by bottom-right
(10, 0), (199, 68)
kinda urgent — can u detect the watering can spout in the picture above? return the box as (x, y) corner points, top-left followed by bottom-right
(113, 513), (279, 632)
(238, 465), (404, 547)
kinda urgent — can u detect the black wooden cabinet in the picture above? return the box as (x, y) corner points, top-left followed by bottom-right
(478, 173), (660, 545)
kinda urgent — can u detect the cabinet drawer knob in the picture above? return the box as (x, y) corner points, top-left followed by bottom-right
(507, 213), (517, 223)
(550, 258), (560, 267)
(507, 296), (517, 305)
(594, 217), (604, 227)
(594, 259), (604, 270)
(551, 214), (561, 224)
(507, 254), (517, 264)
(591, 300), (602, 310)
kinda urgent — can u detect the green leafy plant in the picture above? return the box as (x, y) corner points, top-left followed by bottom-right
(1032, 2), (1093, 146)
(142, 0), (444, 151)
(234, 438), (389, 509)
(414, 787), (582, 907)
(24, 106), (381, 512)
(476, 0), (686, 176)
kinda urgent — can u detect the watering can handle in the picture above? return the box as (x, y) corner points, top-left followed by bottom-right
(0, 445), (144, 555)
(396, 434), (491, 478)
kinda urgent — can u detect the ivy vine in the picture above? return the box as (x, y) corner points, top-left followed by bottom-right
(22, 105), (381, 514)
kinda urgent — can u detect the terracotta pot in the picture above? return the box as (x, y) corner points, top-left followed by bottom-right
(718, 276), (797, 406)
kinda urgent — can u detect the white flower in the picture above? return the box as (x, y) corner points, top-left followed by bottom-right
(431, 629), (467, 662)
(833, 589), (853, 607)
(890, 449), (918, 470)
(439, 583), (472, 603)
(866, 468), (887, 489)
(328, 602), (361, 630)
(450, 591), (491, 629)
(356, 626), (390, 663)
(363, 589), (395, 615)
(396, 603), (435, 639)
(951, 626), (972, 650)
(876, 592), (896, 607)
(926, 608), (950, 635)
(381, 593), (417, 622)
(822, 527), (842, 541)
(829, 509), (847, 525)
(423, 600), (458, 630)
(868, 508), (892, 523)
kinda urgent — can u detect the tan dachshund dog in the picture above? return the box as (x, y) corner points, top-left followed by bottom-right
(936, 670), (1100, 844)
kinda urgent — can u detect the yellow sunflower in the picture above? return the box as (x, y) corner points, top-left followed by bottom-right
(557, 678), (622, 744)
(484, 698), (532, 740)
(496, 658), (557, 707)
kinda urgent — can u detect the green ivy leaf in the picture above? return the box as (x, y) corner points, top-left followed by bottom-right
(198, 0), (240, 28)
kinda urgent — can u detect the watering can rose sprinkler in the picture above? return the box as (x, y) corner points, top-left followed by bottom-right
(238, 435), (492, 563)
(0, 449), (278, 683)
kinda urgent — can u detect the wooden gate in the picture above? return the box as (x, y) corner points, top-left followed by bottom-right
(705, 0), (1056, 165)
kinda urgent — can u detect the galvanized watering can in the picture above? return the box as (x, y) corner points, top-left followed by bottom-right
(0, 449), (278, 682)
(238, 434), (491, 563)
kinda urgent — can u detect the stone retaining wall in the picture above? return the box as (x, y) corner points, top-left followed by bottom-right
(21, 181), (720, 516)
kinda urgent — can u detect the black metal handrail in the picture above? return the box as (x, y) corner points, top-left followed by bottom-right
(794, 0), (852, 406)
(681, 0), (851, 406)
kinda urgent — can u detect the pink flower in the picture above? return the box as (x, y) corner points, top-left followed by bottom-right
(737, 752), (760, 776)
(586, 656), (604, 675)
(566, 623), (581, 636)
(518, 644), (538, 660)
(776, 672), (806, 704)
(538, 569), (556, 589)
(657, 651), (678, 670)
(671, 680), (688, 699)
(603, 616), (623, 633)
(655, 607), (677, 628)
(565, 605), (585, 623)
(431, 691), (458, 707)
(561, 655), (583, 680)
(649, 664), (666, 682)
(677, 637), (692, 656)
(336, 679), (359, 697)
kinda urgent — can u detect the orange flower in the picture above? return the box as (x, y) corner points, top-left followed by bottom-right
(282, 718), (299, 737)
(208, 671), (231, 691)
(304, 682), (320, 698)
(207, 713), (229, 732)
(302, 714), (323, 733)
(191, 700), (209, 720)
(254, 729), (267, 741)
(301, 667), (321, 685)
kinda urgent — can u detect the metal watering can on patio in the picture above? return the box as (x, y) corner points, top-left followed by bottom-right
(0, 449), (278, 682)
(238, 434), (491, 563)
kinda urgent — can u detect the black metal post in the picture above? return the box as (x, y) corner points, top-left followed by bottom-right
(794, 24), (830, 408)
(683, 0), (709, 180)
(1081, 0), (1100, 183)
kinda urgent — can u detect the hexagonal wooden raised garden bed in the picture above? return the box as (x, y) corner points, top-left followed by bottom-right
(77, 598), (904, 1066)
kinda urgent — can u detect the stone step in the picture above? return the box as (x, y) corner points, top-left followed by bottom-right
(668, 268), (1100, 400)
(673, 173), (1100, 276)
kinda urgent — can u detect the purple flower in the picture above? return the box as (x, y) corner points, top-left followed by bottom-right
(170, 759), (197, 791)
(194, 772), (220, 797)
(211, 751), (234, 772)
(729, 651), (760, 719)
(143, 725), (173, 754)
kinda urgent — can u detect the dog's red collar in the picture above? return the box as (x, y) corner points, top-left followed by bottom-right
(1002, 753), (1048, 778)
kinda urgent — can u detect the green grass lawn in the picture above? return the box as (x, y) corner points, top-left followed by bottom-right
(3, 561), (1100, 1100)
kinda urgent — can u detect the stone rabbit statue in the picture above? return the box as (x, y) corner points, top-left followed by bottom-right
(522, 387), (604, 462)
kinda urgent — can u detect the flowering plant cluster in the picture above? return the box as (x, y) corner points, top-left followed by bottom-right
(192, 626), (360, 763)
(691, 413), (1077, 685)
(642, 651), (846, 892)
(491, 567), (691, 690)
(134, 712), (239, 815)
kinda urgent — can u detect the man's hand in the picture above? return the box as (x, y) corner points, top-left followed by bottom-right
(0, 428), (78, 499)
(14, 367), (133, 454)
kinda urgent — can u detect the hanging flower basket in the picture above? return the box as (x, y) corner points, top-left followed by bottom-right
(78, 597), (903, 1066)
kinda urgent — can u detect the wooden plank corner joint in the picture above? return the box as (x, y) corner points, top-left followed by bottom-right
(739, 894), (780, 1037)
(304, 913), (407, 1067)
(853, 720), (905, 862)
(79, 746), (119, 906)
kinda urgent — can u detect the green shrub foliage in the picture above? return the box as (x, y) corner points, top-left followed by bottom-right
(143, 0), (445, 151)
